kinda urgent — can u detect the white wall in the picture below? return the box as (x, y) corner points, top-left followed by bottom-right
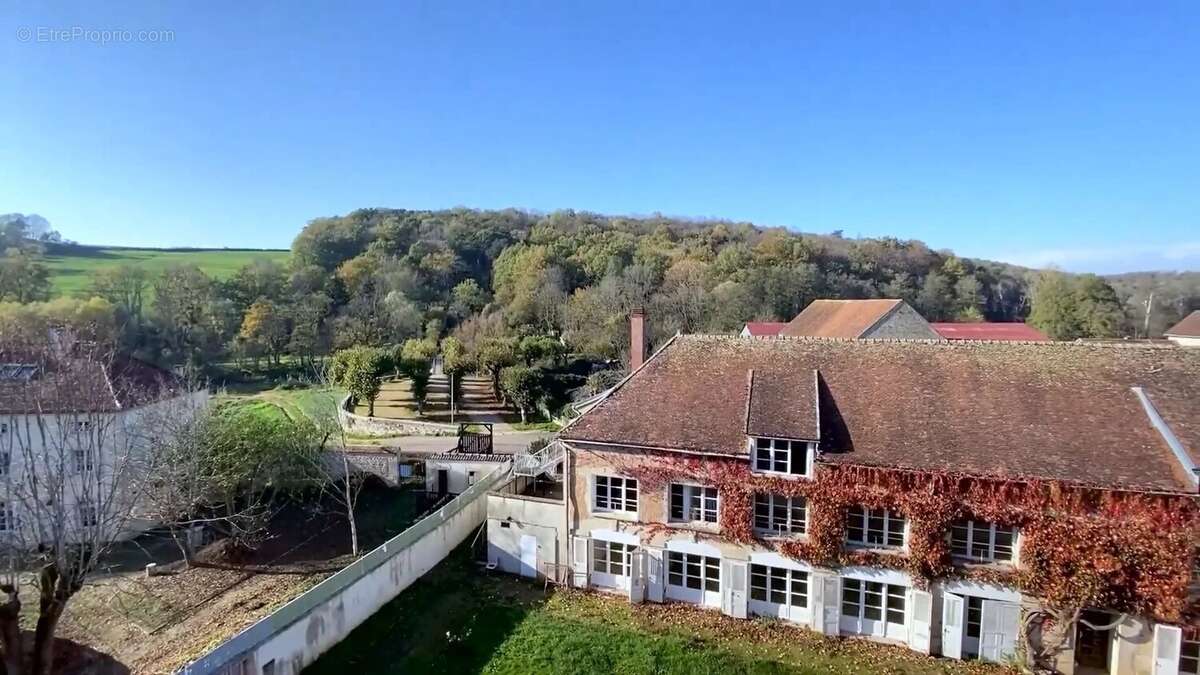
(487, 493), (563, 578)
(185, 464), (508, 675)
(1167, 335), (1200, 348)
(425, 459), (505, 494)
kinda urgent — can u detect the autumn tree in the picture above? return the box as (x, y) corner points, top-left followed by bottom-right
(331, 346), (388, 416)
(238, 299), (290, 365)
(474, 337), (517, 400)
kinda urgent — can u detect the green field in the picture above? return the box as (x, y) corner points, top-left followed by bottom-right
(305, 549), (1007, 675)
(42, 246), (290, 297)
(217, 385), (346, 424)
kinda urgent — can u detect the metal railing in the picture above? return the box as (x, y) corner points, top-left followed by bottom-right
(513, 440), (565, 477)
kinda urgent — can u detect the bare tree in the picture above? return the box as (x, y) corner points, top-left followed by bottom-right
(0, 334), (170, 675)
(306, 371), (368, 557)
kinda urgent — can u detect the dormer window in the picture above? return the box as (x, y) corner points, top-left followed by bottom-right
(751, 438), (813, 477)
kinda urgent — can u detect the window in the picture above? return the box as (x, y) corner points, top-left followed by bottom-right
(0, 450), (8, 477)
(667, 551), (720, 591)
(79, 502), (98, 528)
(467, 471), (476, 486)
(950, 520), (1017, 563)
(0, 502), (11, 532)
(750, 564), (808, 608)
(753, 494), (807, 535)
(669, 483), (718, 523)
(594, 475), (638, 513)
(592, 539), (634, 576)
(0, 422), (7, 434)
(842, 578), (905, 625)
(752, 438), (811, 476)
(964, 596), (984, 660)
(73, 449), (94, 473)
(76, 420), (92, 433)
(845, 506), (905, 549)
(1183, 639), (1200, 675)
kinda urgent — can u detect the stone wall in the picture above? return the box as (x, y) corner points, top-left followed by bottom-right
(337, 394), (457, 437)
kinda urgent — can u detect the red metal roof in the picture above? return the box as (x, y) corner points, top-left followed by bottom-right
(742, 322), (786, 336)
(931, 322), (1049, 342)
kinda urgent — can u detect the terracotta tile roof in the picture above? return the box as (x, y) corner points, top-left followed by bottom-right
(742, 322), (787, 337)
(932, 322), (1049, 342)
(0, 355), (182, 414)
(779, 299), (904, 338)
(563, 335), (1200, 492)
(1166, 311), (1200, 338)
(745, 369), (819, 440)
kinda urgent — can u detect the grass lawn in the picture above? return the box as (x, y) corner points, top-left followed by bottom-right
(42, 246), (290, 297)
(305, 549), (1010, 675)
(217, 385), (346, 425)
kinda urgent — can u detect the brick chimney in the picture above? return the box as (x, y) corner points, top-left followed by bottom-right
(630, 308), (647, 372)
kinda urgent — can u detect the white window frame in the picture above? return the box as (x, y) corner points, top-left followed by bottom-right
(593, 475), (638, 514)
(845, 505), (906, 550)
(591, 539), (634, 577)
(750, 563), (809, 609)
(666, 550), (720, 593)
(753, 493), (807, 536)
(668, 483), (718, 524)
(949, 519), (1018, 564)
(1182, 637), (1200, 675)
(78, 501), (98, 528)
(0, 502), (12, 532)
(73, 449), (94, 474)
(841, 578), (907, 635)
(750, 437), (813, 477)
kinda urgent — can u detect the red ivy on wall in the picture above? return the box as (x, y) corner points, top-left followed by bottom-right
(611, 451), (1198, 623)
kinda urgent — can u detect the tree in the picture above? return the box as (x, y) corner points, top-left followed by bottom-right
(450, 278), (488, 318)
(88, 265), (148, 327)
(152, 266), (233, 367)
(0, 338), (169, 675)
(0, 248), (51, 303)
(475, 337), (517, 400)
(499, 365), (542, 424)
(1029, 270), (1080, 340)
(398, 339), (436, 412)
(238, 299), (290, 365)
(332, 346), (388, 416)
(517, 335), (565, 366)
(1073, 274), (1126, 338)
(916, 271), (955, 321)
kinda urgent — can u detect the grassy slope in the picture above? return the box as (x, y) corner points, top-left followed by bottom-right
(305, 549), (1006, 675)
(42, 246), (290, 297)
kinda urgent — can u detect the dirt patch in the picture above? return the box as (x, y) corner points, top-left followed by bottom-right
(54, 482), (432, 674)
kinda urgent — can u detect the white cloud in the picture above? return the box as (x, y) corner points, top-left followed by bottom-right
(997, 241), (1200, 273)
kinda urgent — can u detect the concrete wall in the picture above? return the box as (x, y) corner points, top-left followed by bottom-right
(863, 303), (941, 340)
(182, 463), (510, 675)
(487, 488), (564, 579)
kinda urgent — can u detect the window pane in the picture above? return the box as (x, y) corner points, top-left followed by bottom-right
(670, 484), (684, 520)
(790, 442), (807, 475)
(886, 585), (905, 624)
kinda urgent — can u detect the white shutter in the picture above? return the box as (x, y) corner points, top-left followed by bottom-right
(645, 546), (665, 602)
(821, 575), (841, 636)
(941, 592), (965, 659)
(907, 589), (933, 654)
(1154, 624), (1183, 675)
(722, 560), (748, 619)
(628, 549), (646, 604)
(980, 600), (1020, 663)
(572, 536), (590, 588)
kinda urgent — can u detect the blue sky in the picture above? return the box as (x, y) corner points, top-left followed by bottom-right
(2, 1), (1197, 273)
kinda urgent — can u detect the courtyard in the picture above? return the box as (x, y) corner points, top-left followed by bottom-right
(305, 548), (1013, 675)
